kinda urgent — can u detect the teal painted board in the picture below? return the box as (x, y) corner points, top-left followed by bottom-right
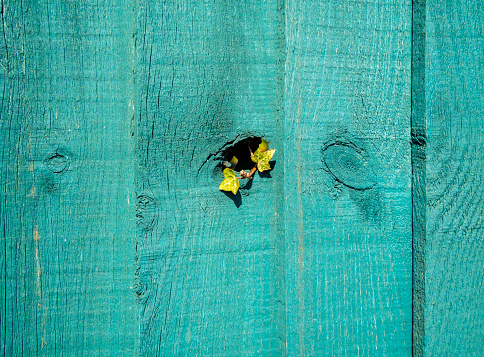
(284, 1), (413, 356)
(0, 0), (138, 355)
(4, 0), (482, 356)
(423, 0), (484, 355)
(136, 0), (286, 355)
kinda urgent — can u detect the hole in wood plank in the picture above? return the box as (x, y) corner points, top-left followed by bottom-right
(221, 137), (262, 171)
(214, 136), (276, 205)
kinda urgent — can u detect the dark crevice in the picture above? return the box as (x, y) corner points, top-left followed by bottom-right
(221, 137), (262, 171)
(196, 135), (241, 175)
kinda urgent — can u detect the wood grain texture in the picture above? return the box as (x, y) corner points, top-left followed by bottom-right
(5, 0), (482, 356)
(423, 0), (484, 355)
(136, 0), (286, 355)
(284, 1), (413, 355)
(0, 0), (138, 355)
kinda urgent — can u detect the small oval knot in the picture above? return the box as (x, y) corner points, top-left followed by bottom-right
(322, 142), (376, 190)
(44, 153), (68, 173)
(136, 194), (157, 230)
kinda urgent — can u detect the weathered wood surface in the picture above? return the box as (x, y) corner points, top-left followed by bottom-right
(1, 0), (483, 356)
(137, 0), (413, 355)
(421, 0), (484, 355)
(284, 1), (412, 355)
(136, 0), (286, 355)
(0, 0), (138, 355)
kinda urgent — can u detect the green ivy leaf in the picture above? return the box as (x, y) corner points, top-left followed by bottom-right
(259, 138), (269, 152)
(229, 155), (238, 169)
(219, 168), (239, 194)
(251, 148), (276, 172)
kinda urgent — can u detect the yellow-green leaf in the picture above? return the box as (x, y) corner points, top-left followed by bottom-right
(251, 148), (264, 163)
(250, 148), (276, 172)
(229, 155), (238, 168)
(219, 168), (239, 194)
(258, 138), (269, 152)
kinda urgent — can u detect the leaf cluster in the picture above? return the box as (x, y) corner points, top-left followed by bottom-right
(219, 139), (275, 195)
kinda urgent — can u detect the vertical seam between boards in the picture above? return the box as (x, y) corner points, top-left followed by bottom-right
(131, 0), (141, 353)
(276, 0), (288, 355)
(411, 0), (426, 356)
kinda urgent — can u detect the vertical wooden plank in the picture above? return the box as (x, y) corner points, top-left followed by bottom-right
(136, 0), (285, 355)
(423, 1), (484, 354)
(0, 0), (137, 355)
(284, 1), (413, 355)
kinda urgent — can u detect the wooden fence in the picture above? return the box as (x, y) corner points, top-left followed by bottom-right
(1, 0), (482, 355)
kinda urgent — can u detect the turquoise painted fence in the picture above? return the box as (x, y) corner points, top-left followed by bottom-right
(0, 0), (482, 356)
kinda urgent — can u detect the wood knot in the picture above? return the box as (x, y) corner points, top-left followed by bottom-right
(44, 152), (68, 173)
(136, 194), (158, 230)
(322, 141), (376, 190)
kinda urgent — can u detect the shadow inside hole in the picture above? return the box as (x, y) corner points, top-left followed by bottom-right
(223, 137), (262, 171)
